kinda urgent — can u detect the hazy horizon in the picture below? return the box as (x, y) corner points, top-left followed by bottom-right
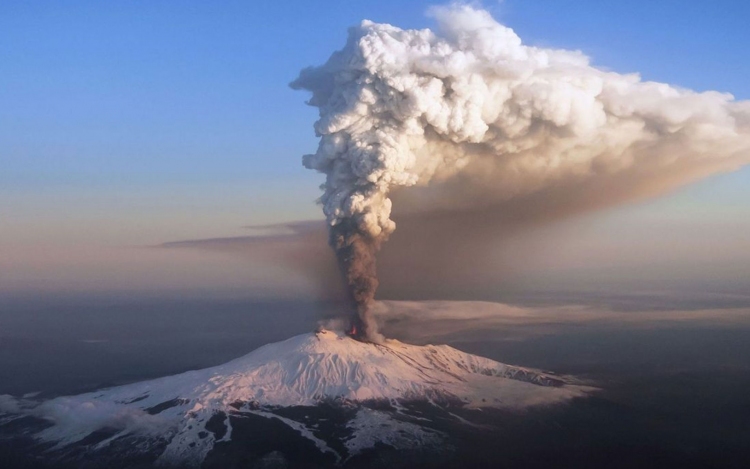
(2, 0), (749, 305)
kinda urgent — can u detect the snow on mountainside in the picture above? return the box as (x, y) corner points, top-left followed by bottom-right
(0, 329), (591, 467)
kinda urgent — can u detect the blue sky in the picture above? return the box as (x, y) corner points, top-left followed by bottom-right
(1, 0), (748, 295)
(2, 0), (748, 190)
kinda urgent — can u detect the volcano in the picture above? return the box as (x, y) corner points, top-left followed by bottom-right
(0, 329), (590, 468)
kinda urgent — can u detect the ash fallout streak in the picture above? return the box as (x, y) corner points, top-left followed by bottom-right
(291, 5), (750, 341)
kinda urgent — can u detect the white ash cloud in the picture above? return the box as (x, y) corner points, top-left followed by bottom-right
(291, 4), (750, 339)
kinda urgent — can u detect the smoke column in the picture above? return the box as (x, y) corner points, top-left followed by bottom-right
(292, 5), (750, 341)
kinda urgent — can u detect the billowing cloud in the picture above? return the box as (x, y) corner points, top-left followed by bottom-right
(291, 4), (750, 339)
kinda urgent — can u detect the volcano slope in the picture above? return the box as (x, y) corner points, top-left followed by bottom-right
(0, 329), (591, 468)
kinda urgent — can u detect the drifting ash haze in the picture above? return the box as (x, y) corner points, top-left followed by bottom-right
(292, 5), (750, 340)
(0, 330), (587, 467)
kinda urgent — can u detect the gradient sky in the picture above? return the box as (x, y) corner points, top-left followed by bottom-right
(1, 0), (749, 296)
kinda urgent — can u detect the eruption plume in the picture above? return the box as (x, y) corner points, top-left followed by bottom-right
(292, 5), (750, 340)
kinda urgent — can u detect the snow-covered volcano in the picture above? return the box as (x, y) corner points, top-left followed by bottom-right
(0, 329), (590, 468)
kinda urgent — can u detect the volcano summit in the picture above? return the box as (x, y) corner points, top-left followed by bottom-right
(0, 329), (589, 468)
